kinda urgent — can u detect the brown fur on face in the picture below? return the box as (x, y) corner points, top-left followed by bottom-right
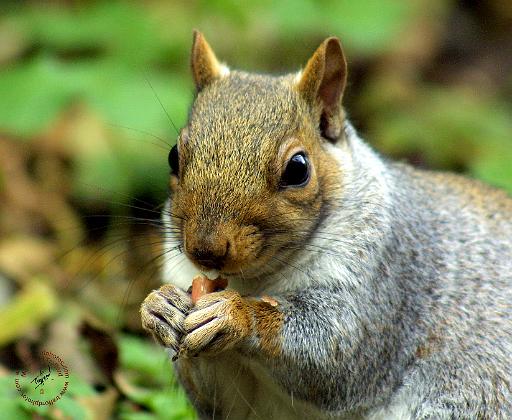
(168, 35), (346, 278)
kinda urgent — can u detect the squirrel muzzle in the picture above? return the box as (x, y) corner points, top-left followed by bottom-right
(183, 218), (263, 274)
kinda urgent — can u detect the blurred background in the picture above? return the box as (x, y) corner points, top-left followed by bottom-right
(0, 0), (511, 418)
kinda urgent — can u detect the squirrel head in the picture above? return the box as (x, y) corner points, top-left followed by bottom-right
(168, 31), (347, 279)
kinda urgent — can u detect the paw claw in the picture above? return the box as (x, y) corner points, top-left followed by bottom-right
(179, 290), (251, 357)
(140, 284), (192, 350)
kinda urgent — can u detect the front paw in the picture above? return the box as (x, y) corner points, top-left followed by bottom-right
(140, 284), (192, 352)
(178, 290), (252, 358)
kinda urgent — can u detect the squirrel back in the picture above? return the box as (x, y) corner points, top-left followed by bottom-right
(147, 32), (512, 418)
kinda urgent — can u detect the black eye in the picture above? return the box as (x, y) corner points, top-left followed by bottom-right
(168, 144), (179, 175)
(280, 152), (310, 188)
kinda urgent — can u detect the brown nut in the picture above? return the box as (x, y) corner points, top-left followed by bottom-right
(191, 275), (228, 304)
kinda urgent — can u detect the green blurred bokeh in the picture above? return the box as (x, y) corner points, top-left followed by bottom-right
(1, 0), (510, 204)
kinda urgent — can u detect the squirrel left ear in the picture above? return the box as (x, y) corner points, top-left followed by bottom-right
(297, 37), (347, 141)
(191, 30), (228, 91)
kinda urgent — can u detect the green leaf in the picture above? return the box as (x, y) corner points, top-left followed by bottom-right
(0, 279), (58, 346)
(471, 146), (512, 194)
(0, 56), (78, 137)
(0, 376), (32, 420)
(0, 397), (31, 420)
(262, 0), (421, 55)
(118, 335), (196, 418)
(368, 86), (512, 178)
(326, 0), (419, 53)
(85, 65), (190, 145)
(10, 2), (167, 66)
(66, 374), (97, 398)
(119, 411), (157, 420)
(52, 394), (88, 420)
(119, 334), (174, 383)
(146, 389), (196, 420)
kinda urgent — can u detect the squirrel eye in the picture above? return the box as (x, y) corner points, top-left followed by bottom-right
(280, 152), (310, 188)
(168, 144), (179, 175)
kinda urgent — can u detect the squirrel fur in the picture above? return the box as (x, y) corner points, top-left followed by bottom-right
(140, 31), (512, 419)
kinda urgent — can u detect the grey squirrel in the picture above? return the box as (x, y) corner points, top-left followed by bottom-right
(140, 31), (512, 419)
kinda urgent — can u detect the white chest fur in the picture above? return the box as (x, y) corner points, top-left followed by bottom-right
(179, 352), (350, 420)
(178, 352), (412, 420)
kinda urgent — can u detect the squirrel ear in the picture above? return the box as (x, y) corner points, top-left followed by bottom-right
(297, 37), (347, 141)
(191, 30), (228, 91)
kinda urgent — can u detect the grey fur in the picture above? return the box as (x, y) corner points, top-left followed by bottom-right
(153, 71), (512, 419)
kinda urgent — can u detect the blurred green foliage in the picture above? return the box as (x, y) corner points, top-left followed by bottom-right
(4, 0), (512, 200)
(0, 334), (193, 419)
(3, 0), (509, 205)
(117, 335), (195, 419)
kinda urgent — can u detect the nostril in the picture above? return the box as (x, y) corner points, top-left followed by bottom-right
(192, 247), (226, 270)
(224, 240), (230, 258)
(187, 233), (231, 270)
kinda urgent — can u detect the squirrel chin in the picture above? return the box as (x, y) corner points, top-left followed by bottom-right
(162, 255), (197, 290)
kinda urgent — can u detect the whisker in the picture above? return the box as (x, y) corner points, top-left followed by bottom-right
(108, 122), (172, 149)
(271, 254), (310, 279)
(143, 72), (180, 135)
(117, 245), (183, 325)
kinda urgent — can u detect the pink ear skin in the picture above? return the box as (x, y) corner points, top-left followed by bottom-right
(297, 37), (348, 141)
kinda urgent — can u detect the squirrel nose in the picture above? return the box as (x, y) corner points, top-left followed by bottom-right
(189, 239), (230, 270)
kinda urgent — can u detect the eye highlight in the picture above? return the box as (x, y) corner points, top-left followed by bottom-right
(280, 152), (310, 188)
(168, 144), (179, 175)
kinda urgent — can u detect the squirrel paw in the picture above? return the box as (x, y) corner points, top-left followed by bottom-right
(140, 284), (192, 352)
(177, 290), (252, 358)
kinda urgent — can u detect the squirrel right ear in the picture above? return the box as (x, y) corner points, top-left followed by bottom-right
(296, 37), (347, 142)
(191, 30), (228, 91)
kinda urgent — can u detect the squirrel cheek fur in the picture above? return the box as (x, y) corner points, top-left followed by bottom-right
(140, 30), (512, 419)
(167, 126), (342, 287)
